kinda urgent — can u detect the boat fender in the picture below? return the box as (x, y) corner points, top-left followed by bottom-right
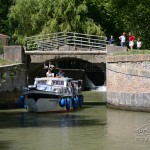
(76, 96), (79, 107)
(74, 96), (79, 108)
(59, 98), (66, 107)
(66, 98), (71, 110)
(17, 95), (25, 108)
(79, 95), (84, 107)
(72, 97), (78, 110)
(24, 99), (27, 109)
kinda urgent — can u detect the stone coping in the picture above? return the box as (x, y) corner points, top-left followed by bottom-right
(107, 54), (150, 62)
(0, 63), (24, 68)
(25, 50), (107, 55)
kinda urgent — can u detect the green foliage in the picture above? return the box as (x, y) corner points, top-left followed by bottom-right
(10, 66), (18, 78)
(0, 0), (13, 34)
(0, 0), (148, 49)
(0, 47), (3, 54)
(0, 72), (7, 83)
(0, 39), (3, 54)
(0, 58), (15, 66)
(105, 0), (150, 49)
(8, 0), (105, 44)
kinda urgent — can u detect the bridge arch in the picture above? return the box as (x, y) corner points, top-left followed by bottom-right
(25, 32), (108, 90)
(28, 50), (106, 64)
(27, 57), (106, 90)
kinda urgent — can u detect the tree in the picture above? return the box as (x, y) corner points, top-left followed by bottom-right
(106, 0), (150, 48)
(8, 0), (105, 44)
(7, 0), (150, 48)
(0, 0), (13, 34)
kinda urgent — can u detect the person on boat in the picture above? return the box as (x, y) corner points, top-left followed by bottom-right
(71, 81), (77, 96)
(56, 68), (65, 78)
(78, 80), (82, 94)
(46, 68), (54, 77)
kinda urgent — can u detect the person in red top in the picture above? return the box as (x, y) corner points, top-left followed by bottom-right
(128, 32), (136, 49)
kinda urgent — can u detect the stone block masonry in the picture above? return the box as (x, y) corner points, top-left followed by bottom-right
(106, 45), (127, 55)
(4, 45), (25, 63)
(106, 54), (150, 112)
(0, 64), (26, 109)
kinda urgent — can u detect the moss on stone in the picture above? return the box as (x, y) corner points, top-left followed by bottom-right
(0, 58), (15, 66)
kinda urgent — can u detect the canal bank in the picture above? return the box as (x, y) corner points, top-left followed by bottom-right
(0, 45), (27, 108)
(0, 64), (26, 109)
(106, 54), (150, 112)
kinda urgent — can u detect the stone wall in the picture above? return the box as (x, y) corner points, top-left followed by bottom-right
(28, 45), (127, 63)
(30, 54), (106, 64)
(0, 64), (26, 108)
(27, 45), (106, 63)
(106, 54), (150, 112)
(0, 34), (9, 46)
(3, 45), (25, 63)
(106, 45), (127, 55)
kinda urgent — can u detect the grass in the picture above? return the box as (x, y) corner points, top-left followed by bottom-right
(0, 58), (15, 66)
(114, 49), (150, 55)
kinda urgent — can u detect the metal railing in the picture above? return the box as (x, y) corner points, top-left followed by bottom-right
(26, 32), (108, 51)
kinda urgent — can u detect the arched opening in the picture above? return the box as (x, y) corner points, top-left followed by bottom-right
(27, 58), (106, 91)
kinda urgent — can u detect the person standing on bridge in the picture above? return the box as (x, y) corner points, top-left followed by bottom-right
(136, 38), (142, 50)
(119, 32), (126, 47)
(109, 35), (115, 45)
(128, 32), (136, 49)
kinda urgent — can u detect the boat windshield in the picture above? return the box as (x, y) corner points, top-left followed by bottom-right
(34, 77), (72, 88)
(52, 80), (64, 86)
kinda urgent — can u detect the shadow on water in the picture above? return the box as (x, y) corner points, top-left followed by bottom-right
(0, 107), (106, 129)
(0, 141), (12, 150)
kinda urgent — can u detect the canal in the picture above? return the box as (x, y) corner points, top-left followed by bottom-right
(0, 91), (150, 150)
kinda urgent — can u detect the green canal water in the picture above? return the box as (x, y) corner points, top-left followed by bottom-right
(0, 91), (150, 150)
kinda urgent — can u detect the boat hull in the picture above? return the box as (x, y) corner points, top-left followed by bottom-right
(26, 98), (74, 112)
(24, 90), (83, 112)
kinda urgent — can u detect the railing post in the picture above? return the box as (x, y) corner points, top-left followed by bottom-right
(74, 32), (75, 47)
(88, 36), (90, 50)
(51, 39), (52, 50)
(42, 39), (44, 51)
(25, 38), (28, 51)
(65, 32), (67, 45)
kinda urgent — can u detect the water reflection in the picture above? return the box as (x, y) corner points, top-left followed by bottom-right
(0, 92), (150, 150)
(0, 107), (106, 129)
(0, 106), (108, 150)
(0, 141), (12, 150)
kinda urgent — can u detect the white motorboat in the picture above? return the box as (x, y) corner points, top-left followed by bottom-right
(21, 77), (83, 112)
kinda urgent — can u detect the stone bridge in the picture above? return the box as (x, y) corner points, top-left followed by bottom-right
(25, 32), (108, 63)
(26, 45), (106, 63)
(25, 32), (127, 64)
(2, 32), (127, 88)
